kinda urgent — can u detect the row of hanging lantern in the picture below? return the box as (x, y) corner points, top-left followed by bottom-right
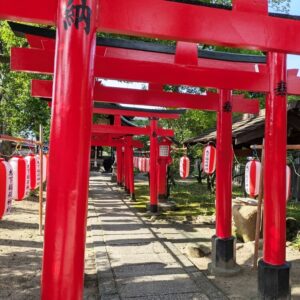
(134, 156), (150, 173)
(245, 159), (291, 201)
(0, 154), (47, 220)
(179, 144), (217, 180)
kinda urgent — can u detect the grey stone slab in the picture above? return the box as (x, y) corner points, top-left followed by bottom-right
(112, 263), (187, 278)
(89, 174), (227, 300)
(109, 253), (177, 266)
(124, 293), (209, 300)
(106, 242), (168, 256)
(103, 234), (156, 246)
(116, 274), (201, 298)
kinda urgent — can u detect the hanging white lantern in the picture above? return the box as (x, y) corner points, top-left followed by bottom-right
(0, 159), (13, 219)
(286, 165), (292, 202)
(25, 154), (39, 190)
(180, 156), (190, 179)
(138, 157), (143, 172)
(203, 145), (216, 174)
(245, 160), (262, 197)
(9, 156), (30, 201)
(42, 154), (48, 183)
(142, 157), (147, 173)
(145, 158), (150, 172)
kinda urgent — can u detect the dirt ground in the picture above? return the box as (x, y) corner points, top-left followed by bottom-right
(0, 194), (98, 300)
(147, 215), (300, 300)
(1, 191), (300, 299)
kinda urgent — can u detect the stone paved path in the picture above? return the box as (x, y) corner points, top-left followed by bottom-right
(89, 174), (227, 300)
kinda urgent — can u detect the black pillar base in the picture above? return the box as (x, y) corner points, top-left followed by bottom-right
(125, 188), (130, 195)
(130, 193), (136, 202)
(258, 259), (291, 300)
(149, 204), (158, 213)
(209, 235), (240, 276)
(158, 194), (168, 202)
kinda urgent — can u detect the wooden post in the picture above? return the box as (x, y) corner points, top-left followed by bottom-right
(253, 139), (265, 269)
(39, 125), (43, 236)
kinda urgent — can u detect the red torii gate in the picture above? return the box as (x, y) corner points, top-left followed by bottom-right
(12, 38), (266, 284)
(9, 26), (294, 282)
(92, 105), (180, 207)
(1, 0), (297, 298)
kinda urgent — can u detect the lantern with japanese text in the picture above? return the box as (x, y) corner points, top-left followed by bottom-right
(245, 160), (262, 197)
(180, 156), (190, 179)
(0, 159), (13, 219)
(9, 156), (30, 201)
(286, 165), (292, 202)
(138, 157), (143, 172)
(203, 145), (216, 174)
(142, 157), (147, 173)
(42, 154), (48, 182)
(145, 158), (150, 172)
(25, 154), (39, 190)
(133, 157), (138, 169)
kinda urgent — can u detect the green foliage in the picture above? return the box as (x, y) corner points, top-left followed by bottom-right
(0, 21), (51, 139)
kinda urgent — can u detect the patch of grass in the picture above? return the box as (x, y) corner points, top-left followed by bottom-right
(131, 183), (150, 212)
(133, 179), (300, 233)
(287, 202), (300, 222)
(133, 179), (217, 217)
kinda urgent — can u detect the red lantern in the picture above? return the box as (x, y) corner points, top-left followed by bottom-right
(180, 156), (190, 179)
(203, 145), (216, 174)
(9, 156), (30, 201)
(25, 154), (39, 190)
(0, 159), (13, 219)
(245, 160), (262, 197)
(286, 165), (291, 202)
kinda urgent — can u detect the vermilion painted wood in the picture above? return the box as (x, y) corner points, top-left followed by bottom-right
(41, 0), (97, 298)
(91, 139), (142, 148)
(91, 132), (143, 148)
(11, 48), (268, 92)
(92, 125), (174, 137)
(91, 133), (143, 148)
(127, 137), (135, 199)
(215, 89), (233, 239)
(124, 140), (129, 192)
(12, 47), (300, 96)
(263, 53), (287, 266)
(31, 79), (259, 114)
(113, 116), (123, 186)
(3, 0), (300, 54)
(20, 36), (265, 73)
(98, 0), (300, 55)
(93, 108), (182, 119)
(0, 0), (57, 25)
(11, 47), (268, 92)
(150, 119), (159, 212)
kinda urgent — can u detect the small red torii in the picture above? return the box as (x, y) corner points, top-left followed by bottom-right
(91, 106), (181, 208)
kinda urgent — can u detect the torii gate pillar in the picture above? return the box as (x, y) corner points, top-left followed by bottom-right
(124, 140), (130, 194)
(41, 0), (97, 299)
(127, 137), (136, 201)
(150, 118), (159, 213)
(258, 52), (290, 299)
(211, 89), (240, 275)
(114, 117), (123, 186)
